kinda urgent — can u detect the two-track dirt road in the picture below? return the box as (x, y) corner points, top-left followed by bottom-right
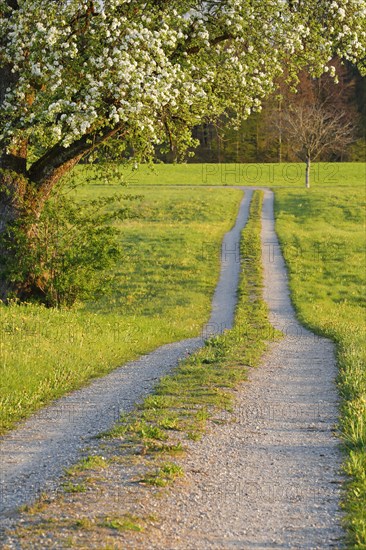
(1, 188), (343, 548)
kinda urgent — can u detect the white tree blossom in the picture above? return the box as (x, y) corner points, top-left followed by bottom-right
(1, 0), (365, 158)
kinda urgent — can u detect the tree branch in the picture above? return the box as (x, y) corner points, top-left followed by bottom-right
(27, 124), (126, 211)
(5, 0), (19, 9)
(171, 31), (234, 61)
(187, 32), (234, 55)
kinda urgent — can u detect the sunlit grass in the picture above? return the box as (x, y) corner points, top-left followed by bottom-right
(72, 161), (366, 188)
(274, 185), (366, 548)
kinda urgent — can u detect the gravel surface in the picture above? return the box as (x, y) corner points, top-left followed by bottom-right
(0, 189), (253, 519)
(129, 189), (344, 549)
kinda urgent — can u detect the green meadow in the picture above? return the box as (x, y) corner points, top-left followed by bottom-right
(72, 161), (365, 188)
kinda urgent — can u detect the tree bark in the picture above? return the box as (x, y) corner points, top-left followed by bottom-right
(278, 99), (283, 164)
(305, 157), (311, 188)
(0, 170), (28, 299)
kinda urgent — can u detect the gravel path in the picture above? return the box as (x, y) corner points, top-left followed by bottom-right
(0, 189), (253, 519)
(133, 189), (344, 549)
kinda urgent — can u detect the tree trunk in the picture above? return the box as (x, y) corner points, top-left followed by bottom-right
(216, 126), (222, 163)
(0, 156), (80, 301)
(278, 99), (283, 164)
(0, 170), (28, 300)
(0, 159), (86, 302)
(305, 157), (311, 188)
(0, 124), (126, 303)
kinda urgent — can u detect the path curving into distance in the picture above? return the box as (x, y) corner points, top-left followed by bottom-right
(130, 189), (344, 549)
(0, 189), (253, 519)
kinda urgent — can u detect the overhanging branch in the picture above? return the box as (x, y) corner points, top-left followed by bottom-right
(172, 31), (234, 60)
(26, 124), (126, 209)
(6, 0), (19, 9)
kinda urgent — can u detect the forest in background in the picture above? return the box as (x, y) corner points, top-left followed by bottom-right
(159, 58), (366, 164)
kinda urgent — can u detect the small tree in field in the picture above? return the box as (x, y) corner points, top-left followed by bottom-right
(283, 104), (355, 188)
(0, 0), (366, 301)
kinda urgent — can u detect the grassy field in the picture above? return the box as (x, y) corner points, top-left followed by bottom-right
(0, 185), (242, 434)
(274, 185), (366, 548)
(73, 161), (366, 188)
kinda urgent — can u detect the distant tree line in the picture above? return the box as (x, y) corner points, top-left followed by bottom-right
(158, 59), (366, 164)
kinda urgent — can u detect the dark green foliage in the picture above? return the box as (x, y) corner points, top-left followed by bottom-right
(0, 183), (139, 308)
